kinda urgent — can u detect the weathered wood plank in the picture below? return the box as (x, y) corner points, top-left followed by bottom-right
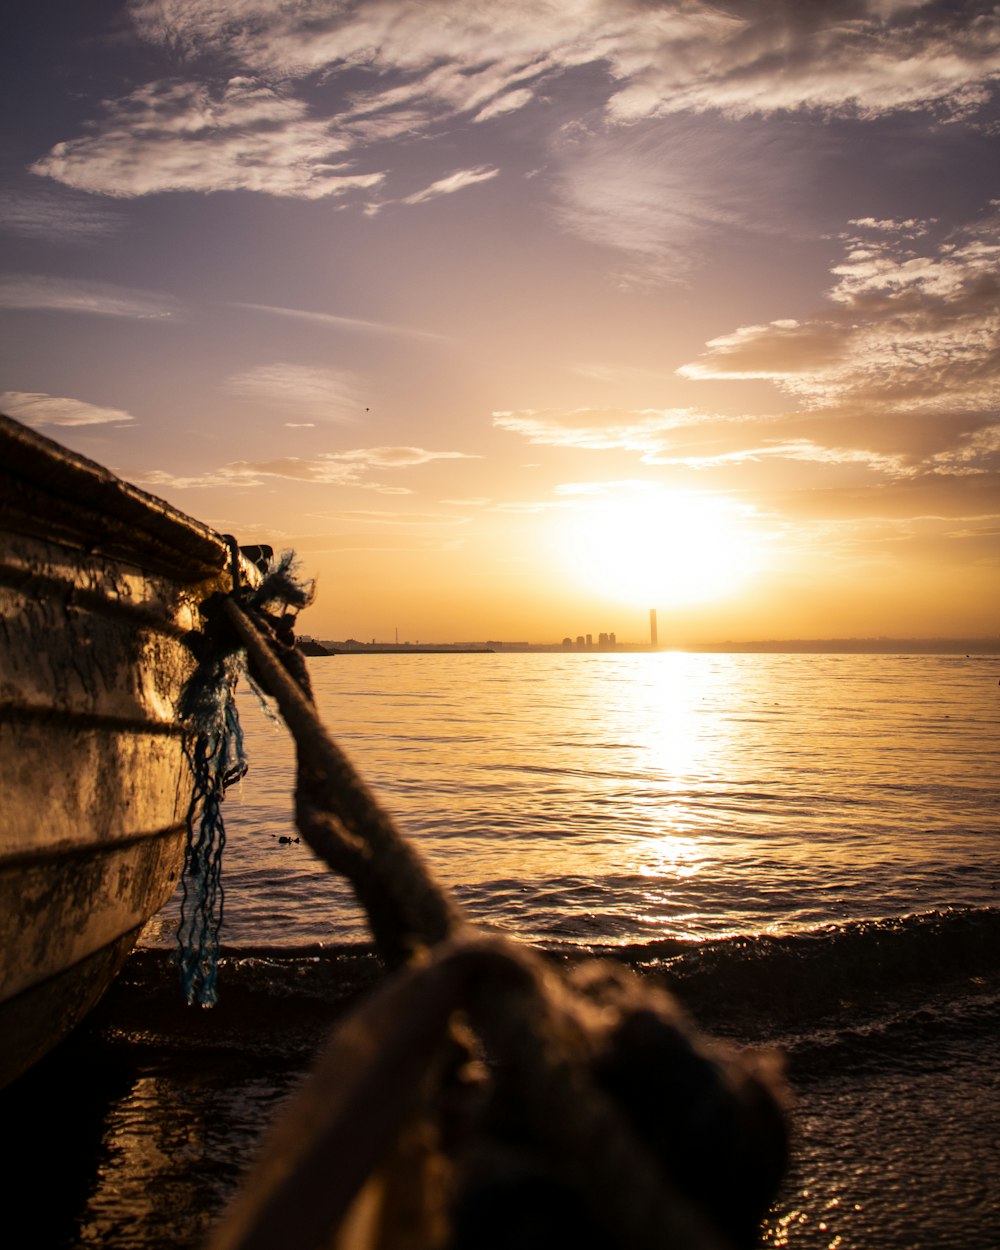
(0, 828), (185, 999)
(0, 720), (192, 856)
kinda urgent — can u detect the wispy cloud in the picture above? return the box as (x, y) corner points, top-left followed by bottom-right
(128, 1), (1000, 124)
(642, 439), (911, 477)
(136, 461), (360, 490)
(497, 203), (1000, 484)
(223, 363), (364, 422)
(309, 509), (469, 526)
(135, 444), (477, 490)
(473, 89), (535, 123)
(756, 473), (1000, 522)
(281, 529), (470, 554)
(35, 2), (995, 224)
(0, 274), (179, 318)
(549, 118), (788, 284)
(401, 166), (500, 206)
(494, 404), (912, 478)
(601, 1), (1000, 123)
(33, 77), (384, 200)
(333, 446), (479, 467)
(233, 302), (450, 342)
(678, 205), (1000, 473)
(0, 391), (136, 427)
(0, 188), (125, 243)
(568, 361), (674, 386)
(493, 407), (715, 453)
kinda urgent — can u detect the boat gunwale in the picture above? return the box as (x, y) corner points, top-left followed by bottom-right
(0, 412), (230, 582)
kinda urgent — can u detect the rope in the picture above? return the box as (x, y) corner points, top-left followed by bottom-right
(443, 939), (737, 1250)
(221, 597), (462, 964)
(218, 596), (752, 1250)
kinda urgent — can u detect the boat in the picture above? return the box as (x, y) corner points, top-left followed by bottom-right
(0, 411), (257, 1088)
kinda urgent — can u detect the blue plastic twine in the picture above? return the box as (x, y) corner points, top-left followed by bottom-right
(175, 543), (312, 1006)
(175, 619), (247, 1006)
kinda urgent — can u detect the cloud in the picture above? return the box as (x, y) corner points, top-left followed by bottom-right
(0, 391), (136, 427)
(0, 188), (125, 242)
(928, 421), (1000, 476)
(495, 207), (1000, 480)
(223, 363), (364, 421)
(493, 406), (720, 453)
(756, 472), (1000, 522)
(492, 405), (903, 475)
(548, 113), (813, 285)
(309, 509), (469, 526)
(134, 443), (476, 490)
(230, 440), (478, 478)
(473, 89), (535, 123)
(127, 0), (1000, 124)
(678, 319), (856, 380)
(568, 361), (674, 386)
(848, 216), (935, 236)
(233, 302), (450, 342)
(279, 531), (462, 554)
(333, 446), (479, 467)
(135, 459), (378, 489)
(32, 77), (385, 200)
(33, 2), (995, 216)
(602, 0), (1000, 123)
(401, 166), (500, 206)
(224, 457), (359, 483)
(0, 274), (179, 318)
(643, 438), (910, 477)
(677, 206), (1000, 472)
(128, 1), (580, 105)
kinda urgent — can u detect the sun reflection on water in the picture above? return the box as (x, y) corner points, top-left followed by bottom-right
(639, 650), (721, 783)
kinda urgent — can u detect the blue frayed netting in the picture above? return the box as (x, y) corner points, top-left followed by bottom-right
(175, 547), (313, 1006)
(176, 647), (247, 1006)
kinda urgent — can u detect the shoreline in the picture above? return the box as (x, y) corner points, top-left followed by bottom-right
(302, 638), (1000, 656)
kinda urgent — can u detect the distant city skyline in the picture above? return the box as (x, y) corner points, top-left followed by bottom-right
(303, 632), (1000, 655)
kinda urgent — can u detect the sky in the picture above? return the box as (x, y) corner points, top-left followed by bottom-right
(2, 0), (998, 645)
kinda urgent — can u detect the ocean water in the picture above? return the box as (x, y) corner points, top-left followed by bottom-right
(6, 652), (1000, 1249)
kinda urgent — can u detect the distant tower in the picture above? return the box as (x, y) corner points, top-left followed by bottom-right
(649, 608), (658, 648)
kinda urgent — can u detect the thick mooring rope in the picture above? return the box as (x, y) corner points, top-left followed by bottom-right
(216, 597), (763, 1250)
(221, 596), (462, 964)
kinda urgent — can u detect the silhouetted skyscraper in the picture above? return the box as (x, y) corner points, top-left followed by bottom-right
(650, 608), (658, 647)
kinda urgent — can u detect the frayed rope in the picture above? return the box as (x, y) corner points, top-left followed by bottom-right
(175, 545), (313, 1006)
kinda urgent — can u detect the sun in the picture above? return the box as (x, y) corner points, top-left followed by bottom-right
(551, 487), (763, 608)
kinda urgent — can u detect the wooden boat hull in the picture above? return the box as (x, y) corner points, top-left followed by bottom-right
(0, 413), (235, 1087)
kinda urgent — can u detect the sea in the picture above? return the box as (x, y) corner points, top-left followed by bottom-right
(4, 651), (999, 1249)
